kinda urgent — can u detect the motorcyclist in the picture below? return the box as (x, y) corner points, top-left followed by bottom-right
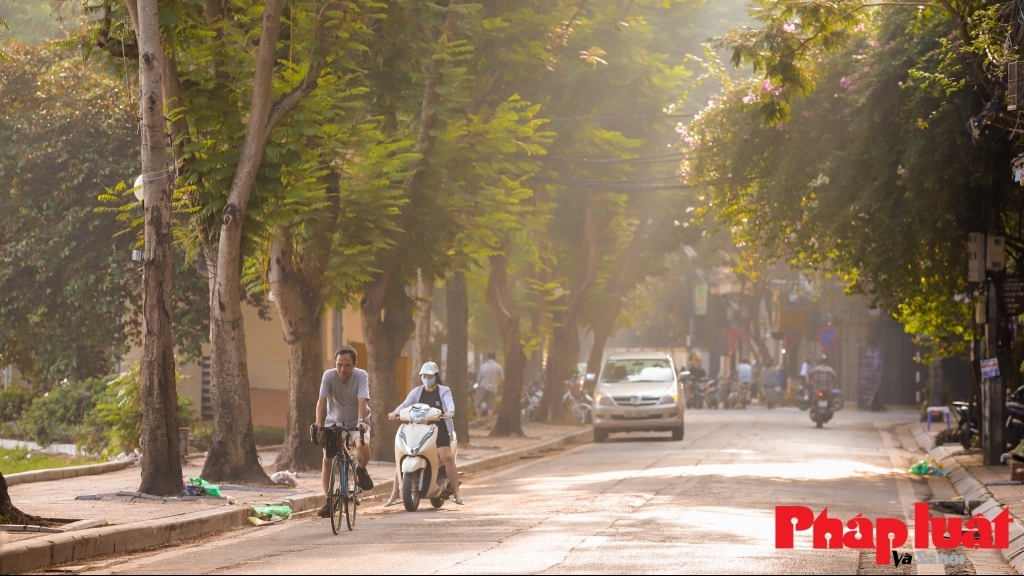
(806, 355), (837, 394)
(385, 361), (464, 506)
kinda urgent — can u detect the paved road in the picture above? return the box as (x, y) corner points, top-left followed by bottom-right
(81, 407), (991, 574)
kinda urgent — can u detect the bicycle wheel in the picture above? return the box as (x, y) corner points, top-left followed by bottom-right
(344, 460), (359, 530)
(329, 456), (344, 535)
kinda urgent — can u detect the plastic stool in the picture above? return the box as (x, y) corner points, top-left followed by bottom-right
(926, 406), (951, 431)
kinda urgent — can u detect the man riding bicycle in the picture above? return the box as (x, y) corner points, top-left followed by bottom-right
(314, 345), (374, 518)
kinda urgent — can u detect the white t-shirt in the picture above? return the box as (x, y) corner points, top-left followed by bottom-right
(319, 367), (369, 426)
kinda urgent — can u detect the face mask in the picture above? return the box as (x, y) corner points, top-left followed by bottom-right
(421, 375), (436, 387)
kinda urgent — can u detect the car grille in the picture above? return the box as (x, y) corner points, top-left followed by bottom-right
(611, 395), (660, 406)
(610, 413), (664, 420)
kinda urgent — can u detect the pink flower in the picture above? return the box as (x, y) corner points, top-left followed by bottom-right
(742, 92), (757, 104)
(782, 22), (796, 33)
(868, 40), (879, 48)
(761, 78), (773, 94)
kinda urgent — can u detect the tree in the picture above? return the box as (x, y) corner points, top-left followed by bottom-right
(0, 44), (138, 385)
(518, 0), (702, 421)
(682, 2), (1003, 353)
(95, 0), (385, 482)
(126, 0), (182, 496)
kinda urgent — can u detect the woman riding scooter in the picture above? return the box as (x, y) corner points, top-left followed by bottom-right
(385, 361), (464, 506)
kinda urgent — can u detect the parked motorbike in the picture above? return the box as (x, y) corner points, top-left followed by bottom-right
(809, 388), (834, 428)
(562, 375), (593, 424)
(394, 403), (457, 512)
(703, 379), (719, 409)
(521, 381), (543, 422)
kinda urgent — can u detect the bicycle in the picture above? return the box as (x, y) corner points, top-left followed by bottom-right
(317, 425), (364, 534)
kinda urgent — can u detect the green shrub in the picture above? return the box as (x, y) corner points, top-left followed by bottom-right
(189, 423), (212, 453)
(0, 386), (34, 423)
(186, 424), (284, 454)
(18, 377), (108, 446)
(253, 426), (285, 447)
(90, 364), (195, 457)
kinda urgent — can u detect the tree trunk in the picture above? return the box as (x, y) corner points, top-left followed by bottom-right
(411, 270), (434, 386)
(202, 0), (291, 484)
(541, 313), (580, 422)
(361, 279), (416, 462)
(486, 254), (525, 437)
(586, 301), (620, 377)
(269, 228), (323, 472)
(536, 191), (602, 422)
(135, 0), (183, 497)
(446, 270), (470, 444)
(0, 471), (49, 525)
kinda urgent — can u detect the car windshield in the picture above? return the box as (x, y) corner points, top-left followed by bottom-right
(601, 359), (674, 383)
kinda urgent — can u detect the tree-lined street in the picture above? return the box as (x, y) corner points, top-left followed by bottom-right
(65, 408), (993, 575)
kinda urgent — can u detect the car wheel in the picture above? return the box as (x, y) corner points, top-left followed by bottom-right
(593, 429), (608, 443)
(671, 423), (683, 441)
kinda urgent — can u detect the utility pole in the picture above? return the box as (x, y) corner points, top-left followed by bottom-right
(982, 278), (1004, 465)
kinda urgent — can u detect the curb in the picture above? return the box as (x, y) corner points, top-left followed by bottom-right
(0, 426), (592, 574)
(909, 424), (1024, 573)
(5, 461), (134, 487)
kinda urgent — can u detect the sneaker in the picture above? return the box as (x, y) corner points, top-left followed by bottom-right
(356, 466), (375, 491)
(317, 504), (330, 518)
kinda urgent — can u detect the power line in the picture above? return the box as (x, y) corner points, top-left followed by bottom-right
(534, 176), (694, 190)
(541, 152), (684, 164)
(544, 113), (698, 122)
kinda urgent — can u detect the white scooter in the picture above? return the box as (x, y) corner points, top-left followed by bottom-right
(394, 403), (458, 511)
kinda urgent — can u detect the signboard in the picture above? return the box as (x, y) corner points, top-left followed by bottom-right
(1002, 276), (1024, 316)
(693, 283), (708, 316)
(981, 358), (1001, 380)
(817, 325), (839, 349)
(857, 347), (883, 409)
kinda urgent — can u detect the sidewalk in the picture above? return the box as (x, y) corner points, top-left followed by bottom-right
(0, 422), (590, 574)
(912, 422), (1024, 574)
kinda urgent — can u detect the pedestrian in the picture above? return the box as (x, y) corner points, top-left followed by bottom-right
(476, 351), (503, 428)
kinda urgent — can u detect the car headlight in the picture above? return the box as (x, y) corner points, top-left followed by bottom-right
(657, 393), (678, 406)
(594, 393), (614, 406)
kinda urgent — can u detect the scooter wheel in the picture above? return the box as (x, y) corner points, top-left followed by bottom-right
(816, 420), (823, 428)
(430, 497), (444, 509)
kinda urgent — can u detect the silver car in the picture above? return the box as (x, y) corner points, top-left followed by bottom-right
(591, 352), (684, 442)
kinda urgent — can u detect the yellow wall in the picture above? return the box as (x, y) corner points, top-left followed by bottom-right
(123, 301), (409, 428)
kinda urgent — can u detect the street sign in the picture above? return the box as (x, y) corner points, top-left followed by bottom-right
(1001, 276), (1024, 316)
(818, 325), (839, 349)
(981, 358), (1000, 379)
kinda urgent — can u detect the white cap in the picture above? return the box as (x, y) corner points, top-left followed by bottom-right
(419, 361), (439, 375)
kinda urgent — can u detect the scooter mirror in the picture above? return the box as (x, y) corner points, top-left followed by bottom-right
(585, 373), (596, 382)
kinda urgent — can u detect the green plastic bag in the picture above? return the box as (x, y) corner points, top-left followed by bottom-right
(909, 461), (930, 475)
(189, 477), (222, 498)
(251, 505), (292, 520)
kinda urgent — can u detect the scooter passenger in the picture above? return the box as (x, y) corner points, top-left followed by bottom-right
(385, 361), (464, 506)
